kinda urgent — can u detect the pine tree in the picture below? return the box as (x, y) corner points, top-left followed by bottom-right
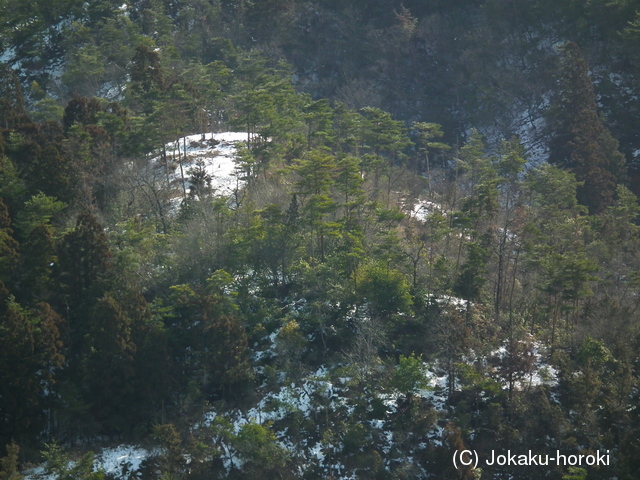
(411, 121), (449, 188)
(30, 144), (76, 204)
(302, 98), (334, 149)
(453, 240), (489, 303)
(152, 423), (186, 478)
(524, 164), (597, 343)
(129, 292), (173, 423)
(355, 262), (413, 321)
(359, 107), (412, 199)
(247, 203), (298, 295)
(293, 149), (338, 262)
(127, 44), (165, 114)
(0, 156), (25, 211)
(0, 441), (22, 480)
(7, 121), (75, 204)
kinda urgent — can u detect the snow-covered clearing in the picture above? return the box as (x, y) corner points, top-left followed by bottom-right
(157, 132), (248, 202)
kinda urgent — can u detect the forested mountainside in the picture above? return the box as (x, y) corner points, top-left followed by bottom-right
(2, 1), (640, 479)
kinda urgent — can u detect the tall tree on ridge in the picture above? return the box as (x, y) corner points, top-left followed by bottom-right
(547, 42), (626, 214)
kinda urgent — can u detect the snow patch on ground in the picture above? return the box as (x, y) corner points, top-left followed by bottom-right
(428, 294), (469, 311)
(94, 445), (152, 479)
(23, 466), (54, 480)
(24, 445), (153, 480)
(159, 132), (248, 201)
(0, 46), (17, 65)
(127, 132), (249, 217)
(409, 199), (446, 222)
(194, 362), (450, 478)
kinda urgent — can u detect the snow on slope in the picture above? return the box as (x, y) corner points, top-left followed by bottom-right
(94, 446), (152, 479)
(195, 363), (450, 478)
(22, 353), (555, 480)
(157, 132), (248, 203)
(23, 445), (153, 480)
(409, 199), (446, 222)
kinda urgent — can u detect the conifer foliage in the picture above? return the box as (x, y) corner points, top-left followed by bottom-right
(547, 42), (627, 213)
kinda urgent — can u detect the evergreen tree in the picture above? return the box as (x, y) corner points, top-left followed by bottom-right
(81, 294), (136, 432)
(302, 98), (335, 149)
(0, 64), (29, 130)
(455, 128), (499, 223)
(164, 281), (251, 400)
(62, 97), (104, 131)
(359, 107), (412, 199)
(30, 144), (76, 204)
(524, 164), (596, 343)
(0, 199), (19, 288)
(18, 224), (56, 304)
(0, 299), (64, 446)
(56, 211), (112, 355)
(453, 239), (490, 303)
(152, 423), (187, 479)
(0, 441), (22, 480)
(0, 156), (25, 211)
(129, 297), (174, 424)
(292, 149), (338, 262)
(7, 122), (75, 204)
(127, 44), (165, 113)
(411, 121), (449, 186)
(58, 211), (112, 302)
(233, 422), (291, 479)
(60, 45), (106, 98)
(244, 203), (299, 295)
(42, 442), (104, 480)
(355, 262), (413, 321)
(547, 42), (626, 214)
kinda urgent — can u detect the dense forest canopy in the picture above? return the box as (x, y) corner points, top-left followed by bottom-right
(2, 1), (640, 479)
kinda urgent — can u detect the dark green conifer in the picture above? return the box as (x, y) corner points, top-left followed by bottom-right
(547, 42), (626, 214)
(81, 294), (136, 431)
(0, 299), (63, 446)
(0, 199), (19, 288)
